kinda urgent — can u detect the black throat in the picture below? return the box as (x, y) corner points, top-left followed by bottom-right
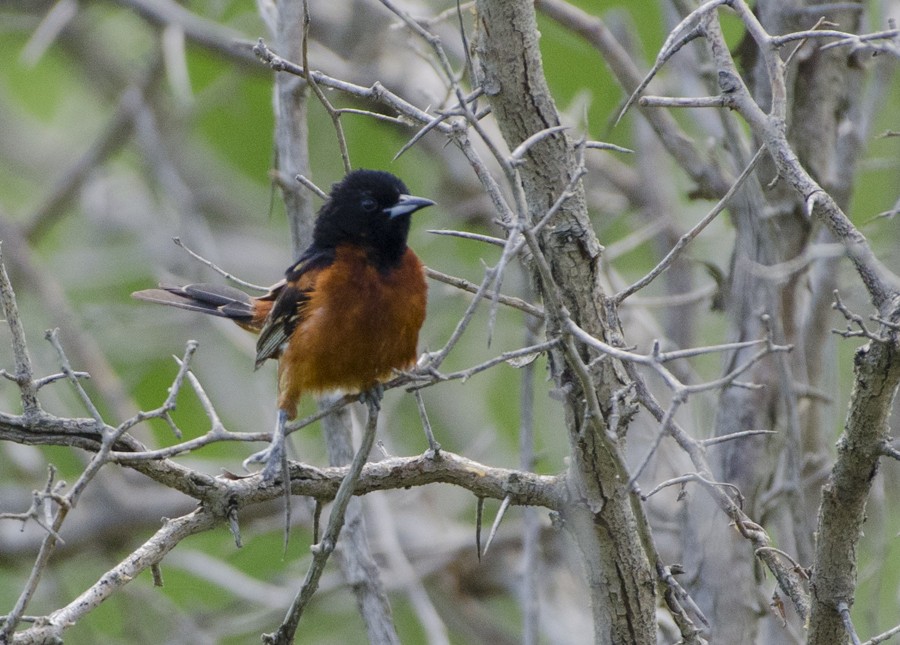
(312, 213), (411, 273)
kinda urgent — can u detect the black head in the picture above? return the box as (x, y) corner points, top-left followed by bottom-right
(312, 169), (434, 270)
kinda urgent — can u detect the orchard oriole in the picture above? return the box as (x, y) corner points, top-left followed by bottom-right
(133, 169), (433, 479)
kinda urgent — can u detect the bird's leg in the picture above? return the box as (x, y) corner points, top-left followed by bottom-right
(243, 410), (293, 550)
(244, 409), (290, 482)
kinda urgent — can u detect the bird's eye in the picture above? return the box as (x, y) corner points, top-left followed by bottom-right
(361, 197), (378, 212)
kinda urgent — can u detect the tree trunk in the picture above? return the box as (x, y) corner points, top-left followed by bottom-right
(474, 1), (656, 642)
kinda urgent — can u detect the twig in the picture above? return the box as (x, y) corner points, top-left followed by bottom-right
(819, 28), (900, 55)
(658, 563), (711, 632)
(755, 547), (808, 578)
(567, 319), (790, 396)
(395, 89), (485, 161)
(427, 229), (506, 247)
(584, 140), (633, 154)
(301, 0), (351, 173)
(0, 467), (64, 540)
(410, 339), (560, 390)
(172, 237), (270, 291)
(294, 174), (328, 200)
(614, 0), (729, 126)
(629, 367), (811, 619)
(425, 266), (544, 319)
(832, 290), (884, 342)
(627, 394), (686, 488)
(1, 327), (147, 640)
(111, 336), (557, 464)
(615, 145), (766, 303)
(20, 0), (78, 65)
(153, 342), (198, 439)
(30, 371), (90, 389)
(619, 284), (717, 308)
(6, 509), (218, 643)
(653, 338), (768, 362)
(509, 125), (570, 165)
(837, 601), (863, 645)
(871, 315), (900, 332)
(639, 95), (736, 109)
(708, 0), (894, 309)
(45, 329), (103, 425)
(641, 473), (743, 504)
(335, 107), (408, 125)
(413, 389), (440, 454)
(701, 430), (777, 447)
(0, 245), (41, 416)
(880, 441), (900, 462)
(419, 264), (500, 370)
(863, 621), (900, 645)
(253, 39), (446, 133)
(315, 393), (398, 645)
(452, 151), (587, 351)
(535, 0), (729, 196)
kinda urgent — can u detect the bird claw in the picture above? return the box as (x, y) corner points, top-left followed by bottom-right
(242, 444), (283, 482)
(416, 351), (439, 370)
(244, 410), (288, 482)
(358, 384), (384, 410)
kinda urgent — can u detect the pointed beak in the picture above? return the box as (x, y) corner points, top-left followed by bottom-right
(386, 194), (435, 219)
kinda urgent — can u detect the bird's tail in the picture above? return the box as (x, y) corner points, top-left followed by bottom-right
(132, 283), (258, 327)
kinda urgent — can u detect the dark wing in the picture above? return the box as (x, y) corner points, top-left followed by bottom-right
(132, 283), (255, 323)
(254, 247), (335, 369)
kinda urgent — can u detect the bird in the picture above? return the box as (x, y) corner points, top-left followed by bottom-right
(133, 169), (434, 480)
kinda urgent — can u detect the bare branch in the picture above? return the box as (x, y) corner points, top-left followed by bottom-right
(614, 0), (728, 124)
(754, 547), (808, 579)
(863, 622), (900, 645)
(0, 467), (65, 540)
(0, 246), (41, 416)
(639, 95), (735, 109)
(172, 237), (270, 292)
(615, 146), (765, 303)
(832, 290), (885, 342)
(294, 174), (328, 200)
(837, 601), (863, 645)
(300, 0), (351, 174)
(701, 1), (896, 309)
(8, 509), (219, 644)
(700, 430), (777, 447)
(425, 266), (544, 319)
(253, 39), (446, 134)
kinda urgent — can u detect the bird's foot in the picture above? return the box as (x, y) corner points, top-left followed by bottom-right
(358, 384), (384, 411)
(243, 410), (289, 483)
(242, 444), (284, 483)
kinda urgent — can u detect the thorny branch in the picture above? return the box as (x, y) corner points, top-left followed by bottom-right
(3, 0), (900, 642)
(0, 245), (40, 417)
(617, 2), (900, 641)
